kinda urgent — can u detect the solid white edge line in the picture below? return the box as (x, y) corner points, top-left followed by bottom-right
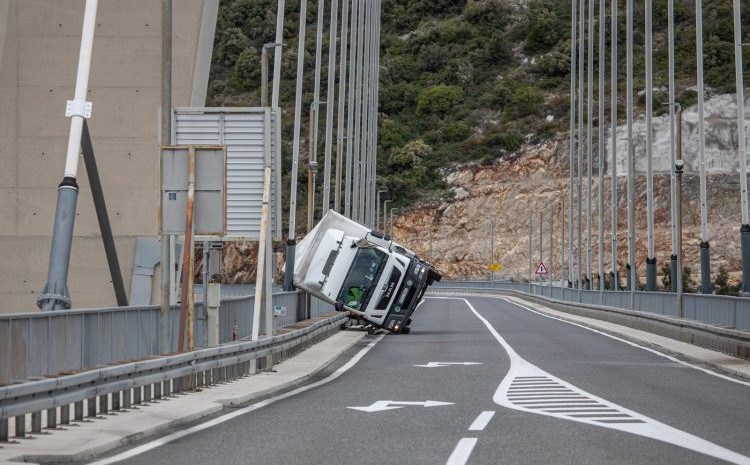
(500, 296), (750, 388)
(88, 334), (386, 465)
(445, 438), (478, 465)
(428, 295), (750, 388)
(468, 411), (495, 431)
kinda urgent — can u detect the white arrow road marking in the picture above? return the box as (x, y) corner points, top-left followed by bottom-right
(347, 400), (454, 413)
(432, 297), (750, 465)
(414, 362), (484, 368)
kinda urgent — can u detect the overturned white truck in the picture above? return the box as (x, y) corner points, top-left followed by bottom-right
(294, 210), (441, 334)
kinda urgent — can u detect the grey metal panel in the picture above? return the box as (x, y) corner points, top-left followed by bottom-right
(271, 292), (300, 328)
(48, 315), (67, 377)
(29, 317), (48, 378)
(125, 310), (140, 361)
(83, 313), (99, 369)
(310, 297), (335, 318)
(0, 320), (10, 384)
(161, 146), (226, 235)
(173, 108), (282, 240)
(66, 315), (83, 373)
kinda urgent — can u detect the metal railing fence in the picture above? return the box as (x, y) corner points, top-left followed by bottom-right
(0, 292), (334, 385)
(0, 312), (346, 441)
(432, 281), (750, 330)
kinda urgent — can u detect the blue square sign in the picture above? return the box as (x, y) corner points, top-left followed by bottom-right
(168, 192), (177, 201)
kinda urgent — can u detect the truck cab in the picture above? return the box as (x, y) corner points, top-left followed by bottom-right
(294, 211), (441, 334)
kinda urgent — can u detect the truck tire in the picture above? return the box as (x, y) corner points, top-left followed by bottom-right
(401, 326), (411, 334)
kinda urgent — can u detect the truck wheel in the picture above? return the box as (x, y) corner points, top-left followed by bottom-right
(405, 318), (412, 326)
(401, 326), (411, 334)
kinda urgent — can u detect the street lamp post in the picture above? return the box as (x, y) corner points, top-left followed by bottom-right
(382, 200), (391, 234)
(261, 42), (283, 107)
(390, 207), (400, 239)
(376, 190), (387, 231)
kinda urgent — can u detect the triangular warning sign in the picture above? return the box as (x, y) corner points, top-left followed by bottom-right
(535, 262), (549, 275)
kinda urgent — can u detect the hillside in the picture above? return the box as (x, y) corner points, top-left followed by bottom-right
(208, 0), (750, 287)
(209, 0), (749, 210)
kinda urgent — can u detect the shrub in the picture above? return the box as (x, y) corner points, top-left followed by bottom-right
(416, 85), (464, 116)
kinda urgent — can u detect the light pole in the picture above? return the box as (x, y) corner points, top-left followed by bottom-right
(610, 0), (618, 291)
(335, 0), (351, 213)
(283, 0), (309, 291)
(696, 0), (712, 294)
(376, 190), (387, 231)
(390, 207), (400, 239)
(38, 0), (99, 311)
(382, 199), (392, 233)
(733, 1), (750, 295)
(645, 0), (656, 291)
(261, 42), (283, 107)
(322, 0), (340, 214)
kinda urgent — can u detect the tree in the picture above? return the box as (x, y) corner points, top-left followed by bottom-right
(714, 266), (740, 296)
(660, 262), (672, 291)
(416, 85), (464, 116)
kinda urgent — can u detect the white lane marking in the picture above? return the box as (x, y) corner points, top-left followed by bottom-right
(414, 362), (483, 368)
(468, 411), (495, 431)
(445, 438), (478, 465)
(88, 335), (386, 465)
(347, 400), (454, 412)
(500, 296), (750, 388)
(430, 297), (750, 465)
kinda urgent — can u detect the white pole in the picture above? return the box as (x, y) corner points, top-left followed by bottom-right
(345, 0), (359, 218)
(569, 0), (577, 286)
(323, 0), (340, 212)
(598, 0), (605, 290)
(271, 0), (286, 109)
(38, 0), (99, 311)
(587, 0), (594, 288)
(283, 0), (309, 291)
(64, 0), (98, 179)
(610, 0), (618, 290)
(335, 0), (350, 212)
(627, 0), (635, 293)
(645, 0), (656, 290)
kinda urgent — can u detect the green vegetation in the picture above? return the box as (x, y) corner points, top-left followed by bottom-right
(210, 0), (750, 216)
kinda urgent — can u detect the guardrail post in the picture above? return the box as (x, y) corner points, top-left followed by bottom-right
(112, 391), (120, 411)
(60, 405), (70, 425)
(133, 386), (142, 405)
(123, 388), (132, 409)
(173, 377), (180, 394)
(15, 415), (25, 438)
(1, 418), (8, 441)
(46, 407), (57, 429)
(74, 401), (83, 421)
(154, 382), (162, 399)
(164, 380), (172, 396)
(87, 397), (96, 418)
(144, 385), (152, 403)
(31, 411), (41, 433)
(99, 394), (108, 415)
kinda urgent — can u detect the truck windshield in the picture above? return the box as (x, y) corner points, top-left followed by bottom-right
(337, 247), (387, 310)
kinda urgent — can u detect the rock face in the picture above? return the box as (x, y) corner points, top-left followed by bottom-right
(394, 95), (747, 285)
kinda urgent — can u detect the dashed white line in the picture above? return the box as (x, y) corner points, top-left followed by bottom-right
(468, 411), (495, 431)
(445, 438), (478, 465)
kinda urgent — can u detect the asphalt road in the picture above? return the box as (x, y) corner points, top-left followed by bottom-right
(95, 295), (750, 465)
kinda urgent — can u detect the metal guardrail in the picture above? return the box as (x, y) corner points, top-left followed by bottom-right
(0, 292), (334, 385)
(0, 312), (347, 441)
(432, 281), (750, 330)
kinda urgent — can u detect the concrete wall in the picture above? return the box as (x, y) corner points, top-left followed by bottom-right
(0, 0), (215, 312)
